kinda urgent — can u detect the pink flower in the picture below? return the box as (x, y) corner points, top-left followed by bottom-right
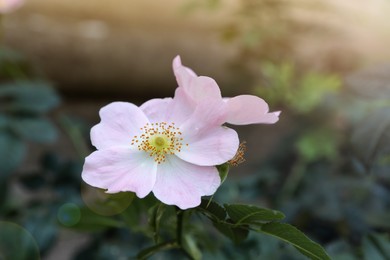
(170, 55), (281, 125)
(82, 56), (280, 210)
(0, 0), (23, 13)
(82, 99), (239, 209)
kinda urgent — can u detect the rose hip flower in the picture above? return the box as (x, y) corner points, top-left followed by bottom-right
(82, 98), (239, 210)
(170, 55), (280, 125)
(82, 56), (280, 210)
(0, 0), (23, 13)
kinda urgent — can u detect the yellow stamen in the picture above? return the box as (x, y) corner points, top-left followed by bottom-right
(228, 141), (247, 166)
(131, 122), (188, 164)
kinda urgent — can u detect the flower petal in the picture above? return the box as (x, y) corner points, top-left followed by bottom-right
(173, 55), (197, 77)
(225, 95), (280, 125)
(173, 55), (197, 90)
(165, 87), (196, 125)
(82, 147), (157, 198)
(91, 102), (149, 150)
(0, 0), (23, 13)
(173, 98), (238, 166)
(177, 126), (239, 166)
(152, 156), (220, 209)
(179, 98), (227, 132)
(173, 56), (221, 102)
(186, 76), (222, 102)
(140, 98), (172, 123)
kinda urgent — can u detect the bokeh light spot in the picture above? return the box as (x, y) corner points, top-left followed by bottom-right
(57, 203), (81, 227)
(0, 221), (40, 260)
(81, 184), (134, 216)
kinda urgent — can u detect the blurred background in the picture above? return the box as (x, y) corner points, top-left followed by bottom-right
(1, 0), (390, 259)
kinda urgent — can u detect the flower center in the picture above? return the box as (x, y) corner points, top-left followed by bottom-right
(131, 122), (187, 164)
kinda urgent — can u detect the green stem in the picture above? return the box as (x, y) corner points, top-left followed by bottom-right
(176, 208), (184, 247)
(137, 241), (178, 260)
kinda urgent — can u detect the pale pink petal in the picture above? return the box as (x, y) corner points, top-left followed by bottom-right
(172, 55), (197, 77)
(164, 87), (196, 125)
(179, 98), (227, 132)
(152, 156), (220, 209)
(225, 95), (280, 125)
(140, 98), (172, 123)
(0, 0), (23, 13)
(91, 102), (149, 150)
(173, 56), (197, 90)
(186, 76), (222, 102)
(173, 56), (221, 102)
(177, 126), (239, 166)
(82, 147), (157, 198)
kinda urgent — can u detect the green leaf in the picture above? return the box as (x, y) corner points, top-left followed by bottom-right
(66, 207), (125, 231)
(0, 81), (60, 114)
(296, 128), (339, 162)
(199, 199), (227, 221)
(10, 117), (57, 143)
(213, 220), (249, 244)
(292, 72), (340, 113)
(0, 131), (26, 176)
(363, 233), (390, 260)
(225, 204), (285, 226)
(259, 222), (331, 260)
(217, 163), (229, 184)
(24, 212), (58, 252)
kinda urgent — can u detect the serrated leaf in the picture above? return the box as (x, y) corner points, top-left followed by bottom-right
(199, 199), (227, 221)
(213, 220), (249, 244)
(259, 222), (331, 260)
(10, 117), (57, 143)
(225, 204), (285, 226)
(0, 131), (26, 176)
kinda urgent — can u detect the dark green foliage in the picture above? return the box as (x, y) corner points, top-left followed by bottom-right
(0, 80), (59, 176)
(0, 222), (40, 260)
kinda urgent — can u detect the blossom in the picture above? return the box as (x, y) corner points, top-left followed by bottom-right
(82, 99), (239, 209)
(0, 0), (23, 13)
(82, 56), (280, 210)
(170, 55), (280, 125)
